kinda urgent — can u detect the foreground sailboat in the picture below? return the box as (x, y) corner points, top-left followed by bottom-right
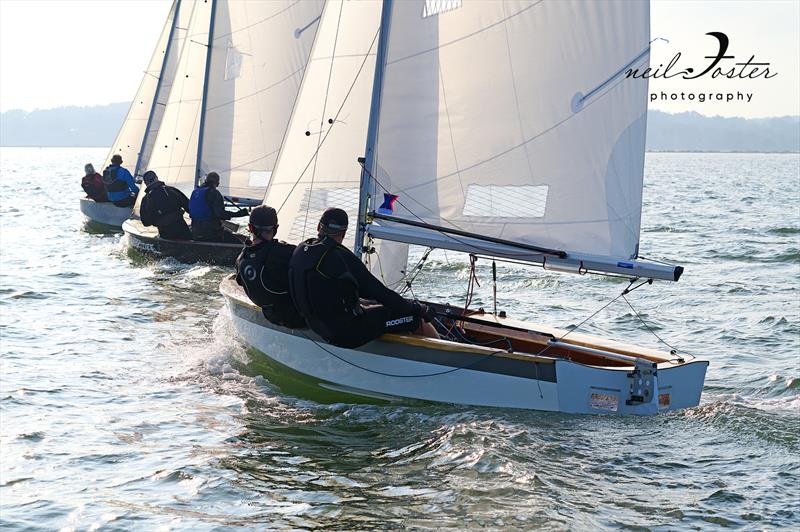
(221, 0), (708, 414)
(123, 0), (324, 265)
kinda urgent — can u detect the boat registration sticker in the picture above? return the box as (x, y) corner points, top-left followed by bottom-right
(590, 392), (618, 412)
(659, 393), (671, 409)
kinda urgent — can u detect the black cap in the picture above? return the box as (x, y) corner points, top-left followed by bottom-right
(143, 170), (158, 185)
(250, 205), (278, 229)
(319, 207), (348, 234)
(111, 154), (122, 164)
(205, 172), (220, 185)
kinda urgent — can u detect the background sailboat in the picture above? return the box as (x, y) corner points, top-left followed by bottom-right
(222, 0), (708, 415)
(80, 0), (186, 228)
(122, 0), (324, 264)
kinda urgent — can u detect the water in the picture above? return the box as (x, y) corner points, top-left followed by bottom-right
(1, 147), (798, 530)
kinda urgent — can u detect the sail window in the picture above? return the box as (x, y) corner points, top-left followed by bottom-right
(288, 187), (359, 242)
(421, 0), (462, 19)
(224, 44), (243, 81)
(462, 184), (548, 218)
(249, 171), (271, 188)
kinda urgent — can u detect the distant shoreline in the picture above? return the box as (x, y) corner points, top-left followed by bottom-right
(2, 146), (797, 155)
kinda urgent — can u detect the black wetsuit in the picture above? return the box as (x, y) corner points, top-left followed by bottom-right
(236, 239), (306, 329)
(288, 236), (421, 348)
(140, 181), (192, 240)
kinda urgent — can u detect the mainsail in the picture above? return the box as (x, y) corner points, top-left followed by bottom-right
(105, 0), (181, 175)
(197, 0), (324, 201)
(360, 0), (680, 281)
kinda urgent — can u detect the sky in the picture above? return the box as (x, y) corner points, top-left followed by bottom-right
(0, 0), (798, 118)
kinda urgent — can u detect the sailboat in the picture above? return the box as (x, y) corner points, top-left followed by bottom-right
(220, 0), (708, 414)
(121, 0), (324, 265)
(80, 0), (187, 228)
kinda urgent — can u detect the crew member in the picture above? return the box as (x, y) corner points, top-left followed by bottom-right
(236, 206), (306, 328)
(102, 154), (139, 207)
(139, 171), (192, 240)
(288, 208), (439, 348)
(81, 163), (107, 202)
(188, 172), (248, 243)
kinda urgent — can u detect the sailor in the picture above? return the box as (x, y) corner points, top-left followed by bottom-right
(102, 154), (139, 207)
(188, 172), (248, 243)
(139, 170), (192, 240)
(236, 206), (306, 329)
(288, 208), (439, 348)
(81, 163), (107, 202)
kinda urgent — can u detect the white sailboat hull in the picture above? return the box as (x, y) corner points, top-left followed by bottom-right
(221, 277), (707, 415)
(79, 198), (132, 228)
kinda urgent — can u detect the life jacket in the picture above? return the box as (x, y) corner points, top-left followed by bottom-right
(288, 237), (360, 326)
(141, 183), (182, 227)
(102, 166), (127, 194)
(237, 240), (305, 328)
(189, 186), (212, 222)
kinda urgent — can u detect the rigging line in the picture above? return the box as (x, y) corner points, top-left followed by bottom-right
(621, 294), (695, 362)
(212, 0), (302, 41)
(299, 332), (511, 379)
(204, 65), (306, 112)
(302, 1), (345, 240)
(387, 0), (544, 66)
(275, 28), (380, 214)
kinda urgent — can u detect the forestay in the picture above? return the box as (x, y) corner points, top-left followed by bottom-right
(364, 0), (670, 278)
(197, 0), (324, 201)
(105, 0), (179, 175)
(145, 0), (213, 196)
(263, 0), (409, 286)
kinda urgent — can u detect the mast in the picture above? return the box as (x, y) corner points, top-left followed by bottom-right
(355, 0), (393, 258)
(135, 0), (181, 179)
(194, 0), (217, 189)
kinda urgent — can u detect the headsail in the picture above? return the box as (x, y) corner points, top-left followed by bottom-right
(196, 0), (324, 202)
(105, 0), (180, 175)
(361, 0), (678, 280)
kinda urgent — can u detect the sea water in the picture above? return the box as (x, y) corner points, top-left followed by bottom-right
(1, 147), (798, 530)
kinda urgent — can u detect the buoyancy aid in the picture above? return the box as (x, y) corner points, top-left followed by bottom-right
(189, 186), (212, 222)
(237, 240), (305, 328)
(102, 166), (127, 194)
(288, 237), (360, 324)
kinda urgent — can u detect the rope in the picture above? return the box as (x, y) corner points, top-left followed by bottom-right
(621, 294), (695, 362)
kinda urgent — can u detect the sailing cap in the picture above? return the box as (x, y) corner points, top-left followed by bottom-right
(111, 154), (122, 165)
(250, 205), (278, 229)
(143, 170), (158, 185)
(319, 208), (348, 235)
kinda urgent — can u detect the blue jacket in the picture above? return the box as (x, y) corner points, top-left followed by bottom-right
(105, 164), (139, 201)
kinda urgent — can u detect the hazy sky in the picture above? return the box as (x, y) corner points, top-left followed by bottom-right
(0, 0), (797, 118)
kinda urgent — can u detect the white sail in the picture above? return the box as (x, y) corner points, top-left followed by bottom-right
(145, 0), (212, 196)
(367, 0), (651, 264)
(105, 0), (178, 174)
(197, 0), (324, 201)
